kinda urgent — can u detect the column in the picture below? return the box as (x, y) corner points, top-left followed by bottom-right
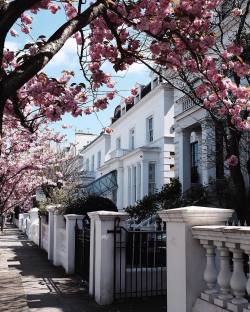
(141, 161), (148, 198)
(159, 206), (233, 312)
(201, 120), (216, 185)
(177, 128), (191, 192)
(40, 215), (47, 250)
(64, 214), (84, 274)
(137, 163), (141, 200)
(214, 242), (233, 308)
(29, 208), (39, 245)
(22, 213), (29, 232)
(47, 205), (57, 261)
(88, 214), (96, 297)
(116, 166), (124, 210)
(199, 240), (218, 302)
(18, 213), (24, 230)
(227, 243), (248, 312)
(88, 211), (129, 305)
(243, 246), (250, 312)
(53, 211), (65, 266)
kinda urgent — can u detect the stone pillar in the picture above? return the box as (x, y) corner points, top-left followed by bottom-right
(40, 215), (46, 250)
(64, 214), (84, 274)
(141, 161), (148, 198)
(18, 213), (24, 230)
(159, 206), (233, 312)
(47, 206), (57, 261)
(177, 128), (191, 192)
(53, 211), (65, 266)
(116, 166), (124, 210)
(22, 213), (29, 232)
(29, 208), (39, 244)
(88, 211), (129, 305)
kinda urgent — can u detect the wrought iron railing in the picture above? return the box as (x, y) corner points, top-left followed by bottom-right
(75, 218), (90, 282)
(112, 217), (167, 300)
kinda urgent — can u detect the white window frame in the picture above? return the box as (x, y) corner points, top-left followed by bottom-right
(146, 116), (154, 143)
(129, 128), (135, 150)
(148, 162), (156, 195)
(137, 163), (141, 200)
(128, 167), (132, 205)
(132, 166), (137, 203)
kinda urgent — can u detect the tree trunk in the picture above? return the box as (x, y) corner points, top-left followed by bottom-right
(228, 129), (249, 223)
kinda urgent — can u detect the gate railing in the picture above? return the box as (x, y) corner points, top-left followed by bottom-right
(112, 217), (167, 300)
(75, 217), (90, 282)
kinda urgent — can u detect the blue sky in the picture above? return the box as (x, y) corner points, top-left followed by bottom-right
(6, 7), (150, 144)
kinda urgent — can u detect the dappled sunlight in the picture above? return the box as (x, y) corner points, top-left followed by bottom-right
(0, 224), (166, 311)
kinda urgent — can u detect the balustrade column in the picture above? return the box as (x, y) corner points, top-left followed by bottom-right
(227, 244), (248, 312)
(200, 240), (218, 302)
(241, 247), (250, 312)
(214, 242), (233, 308)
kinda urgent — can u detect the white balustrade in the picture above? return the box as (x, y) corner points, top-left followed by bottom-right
(192, 226), (250, 312)
(176, 95), (196, 112)
(229, 246), (248, 306)
(215, 242), (233, 305)
(201, 240), (218, 298)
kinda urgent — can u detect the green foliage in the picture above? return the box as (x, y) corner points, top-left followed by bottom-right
(64, 194), (118, 216)
(125, 194), (159, 223)
(38, 184), (77, 213)
(125, 178), (182, 222)
(157, 178), (182, 210)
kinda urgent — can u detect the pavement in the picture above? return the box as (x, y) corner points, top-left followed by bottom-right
(0, 223), (166, 312)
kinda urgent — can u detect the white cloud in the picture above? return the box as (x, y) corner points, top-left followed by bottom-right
(44, 38), (78, 71)
(126, 62), (148, 74)
(5, 41), (19, 51)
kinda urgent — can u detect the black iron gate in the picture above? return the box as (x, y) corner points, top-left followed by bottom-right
(75, 218), (90, 282)
(113, 218), (167, 300)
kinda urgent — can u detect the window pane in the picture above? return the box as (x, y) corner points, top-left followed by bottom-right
(148, 162), (156, 194)
(147, 117), (153, 142)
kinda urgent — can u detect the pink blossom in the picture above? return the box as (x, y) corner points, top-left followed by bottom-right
(231, 8), (243, 17)
(48, 3), (60, 14)
(104, 127), (113, 134)
(10, 29), (18, 37)
(131, 87), (138, 96)
(21, 25), (30, 34)
(21, 14), (33, 25)
(226, 155), (239, 167)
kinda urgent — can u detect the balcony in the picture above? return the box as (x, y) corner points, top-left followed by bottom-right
(177, 95), (196, 113)
(110, 148), (130, 159)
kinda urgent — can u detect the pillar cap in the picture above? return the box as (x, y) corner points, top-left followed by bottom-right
(88, 210), (129, 221)
(158, 206), (233, 226)
(29, 208), (39, 213)
(64, 214), (85, 221)
(46, 205), (62, 213)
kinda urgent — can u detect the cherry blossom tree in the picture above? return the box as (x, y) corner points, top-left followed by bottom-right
(0, 114), (64, 214)
(0, 0), (249, 218)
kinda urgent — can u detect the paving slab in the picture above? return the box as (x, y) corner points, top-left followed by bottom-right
(0, 224), (166, 312)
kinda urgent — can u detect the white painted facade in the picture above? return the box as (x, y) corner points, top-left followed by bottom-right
(80, 77), (175, 210)
(69, 132), (98, 156)
(174, 7), (250, 193)
(174, 97), (214, 192)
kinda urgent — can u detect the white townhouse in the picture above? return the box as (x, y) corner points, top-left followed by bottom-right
(174, 95), (217, 192)
(174, 1), (250, 193)
(80, 76), (175, 210)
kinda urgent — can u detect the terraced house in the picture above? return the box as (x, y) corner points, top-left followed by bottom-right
(80, 76), (175, 210)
